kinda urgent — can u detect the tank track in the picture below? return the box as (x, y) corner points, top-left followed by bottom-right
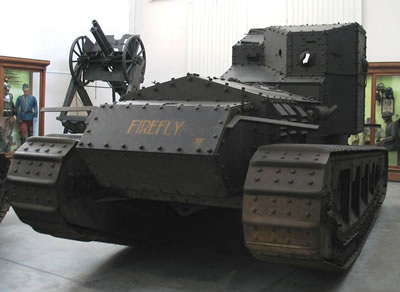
(243, 144), (387, 270)
(0, 154), (10, 223)
(7, 136), (182, 245)
(6, 136), (91, 239)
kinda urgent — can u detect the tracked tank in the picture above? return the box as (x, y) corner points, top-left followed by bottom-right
(7, 23), (387, 270)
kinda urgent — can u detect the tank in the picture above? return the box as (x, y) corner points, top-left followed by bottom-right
(7, 23), (388, 270)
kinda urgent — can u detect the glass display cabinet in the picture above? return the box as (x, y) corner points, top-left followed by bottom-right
(368, 62), (400, 181)
(0, 56), (49, 153)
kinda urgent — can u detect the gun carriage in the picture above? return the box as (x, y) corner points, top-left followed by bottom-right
(59, 20), (145, 133)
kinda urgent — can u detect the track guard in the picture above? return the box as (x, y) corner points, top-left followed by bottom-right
(243, 144), (387, 269)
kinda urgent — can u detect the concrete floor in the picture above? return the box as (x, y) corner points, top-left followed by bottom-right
(0, 183), (400, 292)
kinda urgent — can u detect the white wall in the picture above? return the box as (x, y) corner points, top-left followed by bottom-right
(133, 0), (189, 86)
(0, 0), (131, 134)
(363, 0), (400, 62)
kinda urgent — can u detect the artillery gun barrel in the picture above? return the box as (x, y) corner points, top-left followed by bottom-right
(90, 19), (114, 56)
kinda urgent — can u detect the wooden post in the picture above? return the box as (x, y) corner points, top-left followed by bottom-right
(39, 69), (46, 136)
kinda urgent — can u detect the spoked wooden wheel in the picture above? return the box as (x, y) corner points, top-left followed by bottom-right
(122, 36), (146, 83)
(69, 36), (91, 86)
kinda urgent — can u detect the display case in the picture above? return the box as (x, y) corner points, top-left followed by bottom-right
(0, 56), (49, 154)
(368, 62), (400, 181)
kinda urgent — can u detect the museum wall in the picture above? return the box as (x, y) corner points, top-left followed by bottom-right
(135, 0), (400, 79)
(1, 0), (400, 135)
(363, 0), (400, 62)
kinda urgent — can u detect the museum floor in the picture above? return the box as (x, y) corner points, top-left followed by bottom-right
(0, 182), (399, 292)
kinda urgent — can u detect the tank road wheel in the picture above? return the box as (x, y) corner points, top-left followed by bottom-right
(243, 144), (387, 270)
(0, 154), (10, 223)
(69, 36), (91, 87)
(122, 35), (146, 83)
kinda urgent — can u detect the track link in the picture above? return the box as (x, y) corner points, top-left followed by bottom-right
(243, 144), (387, 270)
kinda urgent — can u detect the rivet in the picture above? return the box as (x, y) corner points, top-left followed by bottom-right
(308, 181), (314, 185)
(142, 105), (146, 109)
(273, 178), (279, 183)
(87, 142), (92, 147)
(270, 209), (276, 215)
(100, 104), (105, 108)
(104, 143), (109, 148)
(157, 146), (163, 151)
(160, 105), (164, 109)
(41, 143), (45, 146)
(121, 144), (127, 149)
(213, 134), (218, 138)
(290, 169), (296, 174)
(257, 168), (262, 172)
(51, 163), (55, 168)
(305, 212), (311, 218)
(254, 177), (260, 182)
(125, 104), (130, 109)
(35, 148), (40, 152)
(78, 142), (84, 146)
(139, 145), (145, 150)
(25, 170), (30, 174)
(50, 144), (54, 147)
(94, 117), (98, 120)
(29, 142), (33, 146)
(13, 169), (18, 173)
(287, 199), (292, 204)
(48, 172), (53, 176)
(288, 179), (294, 184)
(62, 145), (67, 148)
(38, 162), (43, 166)
(109, 104), (113, 108)
(275, 169), (281, 173)
(35, 171), (40, 175)
(314, 158), (319, 161)
(309, 170), (315, 175)
(253, 196), (258, 202)
(17, 161), (21, 165)
(252, 208), (257, 213)
(286, 210), (292, 216)
(196, 147), (201, 153)
(207, 148), (213, 153)
(57, 150), (62, 153)
(29, 161), (33, 166)
(176, 147), (182, 152)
